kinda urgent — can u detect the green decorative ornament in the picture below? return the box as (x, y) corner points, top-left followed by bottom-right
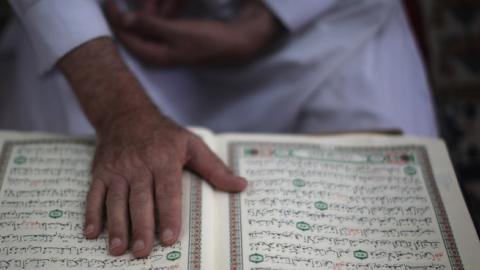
(166, 251), (181, 261)
(404, 166), (417, 176)
(244, 149), (258, 156)
(14, 156), (27, 165)
(292, 178), (306, 187)
(367, 154), (385, 163)
(353, 250), (368, 260)
(296, 221), (311, 231)
(249, 253), (264, 264)
(48, 209), (63, 219)
(314, 201), (328, 211)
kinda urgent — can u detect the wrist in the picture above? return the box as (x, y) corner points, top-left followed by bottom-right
(96, 105), (160, 137)
(59, 37), (157, 132)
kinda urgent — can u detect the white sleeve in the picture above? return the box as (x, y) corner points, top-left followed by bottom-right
(8, 0), (112, 74)
(262, 0), (336, 32)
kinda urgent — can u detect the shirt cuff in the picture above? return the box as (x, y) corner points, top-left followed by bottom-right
(13, 0), (112, 74)
(262, 0), (336, 32)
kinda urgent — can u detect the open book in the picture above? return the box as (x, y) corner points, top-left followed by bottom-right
(0, 128), (478, 270)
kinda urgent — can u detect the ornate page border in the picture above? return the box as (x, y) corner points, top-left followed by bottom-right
(228, 142), (464, 270)
(188, 176), (203, 270)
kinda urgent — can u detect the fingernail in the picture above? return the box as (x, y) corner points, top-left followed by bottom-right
(162, 229), (174, 243)
(237, 177), (248, 186)
(133, 240), (145, 252)
(110, 238), (122, 251)
(123, 13), (135, 26)
(84, 224), (94, 236)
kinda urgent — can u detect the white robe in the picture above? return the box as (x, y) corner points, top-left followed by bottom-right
(0, 0), (438, 136)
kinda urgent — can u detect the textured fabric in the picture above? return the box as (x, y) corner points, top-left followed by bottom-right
(0, 0), (438, 137)
(262, 0), (336, 32)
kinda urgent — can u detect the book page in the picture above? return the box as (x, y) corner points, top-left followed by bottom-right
(214, 134), (479, 270)
(0, 131), (209, 270)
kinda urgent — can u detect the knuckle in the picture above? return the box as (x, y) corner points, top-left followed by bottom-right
(92, 166), (120, 184)
(131, 176), (152, 189)
(156, 189), (182, 212)
(153, 156), (183, 176)
(107, 190), (127, 204)
(88, 179), (106, 192)
(130, 191), (151, 206)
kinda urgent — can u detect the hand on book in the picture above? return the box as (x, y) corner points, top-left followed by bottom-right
(83, 108), (247, 258)
(104, 0), (284, 66)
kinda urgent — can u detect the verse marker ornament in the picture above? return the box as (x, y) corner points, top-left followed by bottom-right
(14, 156), (27, 165)
(166, 251), (181, 261)
(404, 165), (417, 176)
(353, 250), (368, 260)
(292, 178), (306, 187)
(244, 148), (258, 156)
(48, 209), (63, 219)
(314, 201), (328, 211)
(249, 253), (264, 263)
(296, 221), (311, 231)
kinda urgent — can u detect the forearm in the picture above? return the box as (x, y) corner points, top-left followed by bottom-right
(58, 37), (156, 133)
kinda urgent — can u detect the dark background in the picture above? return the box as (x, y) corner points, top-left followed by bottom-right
(1, 0), (479, 234)
(414, 0), (480, 235)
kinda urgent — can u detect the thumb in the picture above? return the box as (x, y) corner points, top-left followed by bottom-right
(186, 136), (248, 192)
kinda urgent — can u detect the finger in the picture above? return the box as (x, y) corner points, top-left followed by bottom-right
(114, 30), (174, 66)
(186, 136), (248, 192)
(106, 6), (175, 65)
(154, 165), (183, 246)
(106, 179), (130, 256)
(121, 13), (176, 40)
(84, 179), (106, 239)
(104, 0), (123, 27)
(129, 174), (155, 258)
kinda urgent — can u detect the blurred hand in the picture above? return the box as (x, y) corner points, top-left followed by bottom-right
(138, 0), (187, 18)
(104, 0), (284, 66)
